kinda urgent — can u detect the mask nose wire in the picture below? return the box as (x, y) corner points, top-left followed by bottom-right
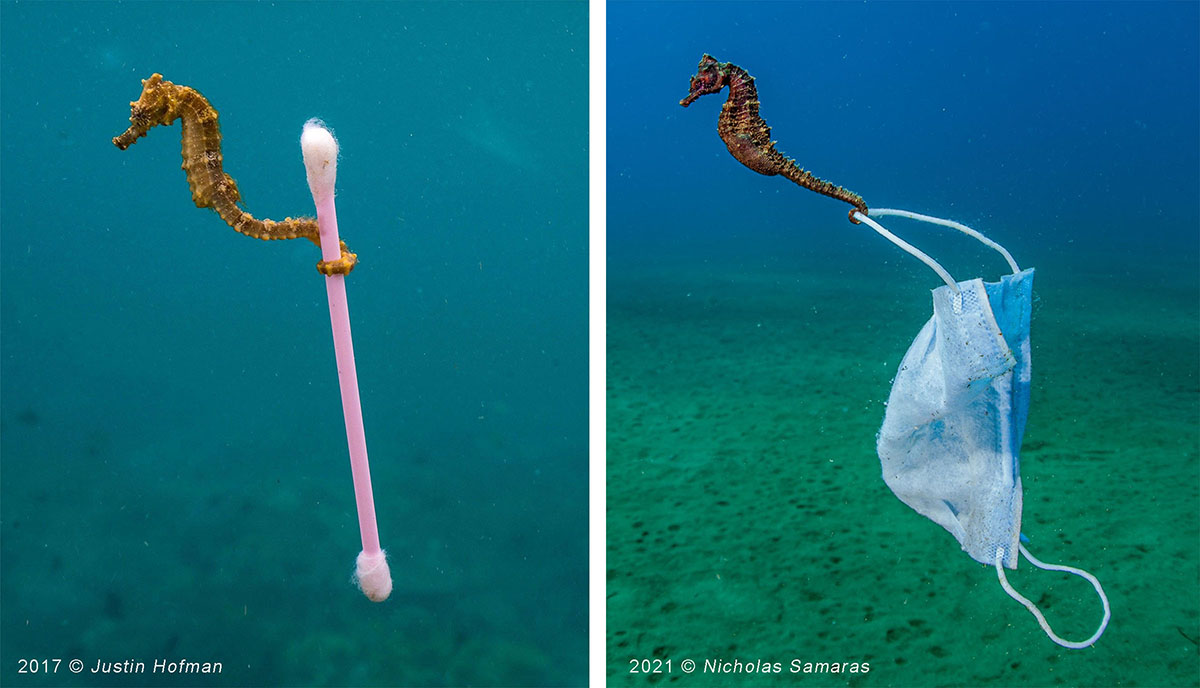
(994, 544), (1112, 649)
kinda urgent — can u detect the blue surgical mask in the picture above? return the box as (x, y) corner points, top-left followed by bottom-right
(854, 208), (1110, 650)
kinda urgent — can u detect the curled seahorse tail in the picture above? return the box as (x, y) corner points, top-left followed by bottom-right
(780, 161), (868, 214)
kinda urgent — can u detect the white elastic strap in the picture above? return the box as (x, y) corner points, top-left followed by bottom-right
(994, 543), (1111, 649)
(870, 208), (1021, 274)
(852, 211), (960, 293)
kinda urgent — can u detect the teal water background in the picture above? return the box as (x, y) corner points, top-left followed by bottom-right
(1, 2), (587, 686)
(608, 2), (1198, 686)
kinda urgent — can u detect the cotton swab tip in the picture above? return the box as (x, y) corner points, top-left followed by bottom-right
(354, 550), (392, 602)
(300, 119), (338, 203)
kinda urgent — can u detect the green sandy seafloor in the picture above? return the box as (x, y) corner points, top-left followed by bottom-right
(606, 236), (1198, 687)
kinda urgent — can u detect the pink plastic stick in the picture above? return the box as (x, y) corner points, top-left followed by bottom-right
(301, 120), (392, 602)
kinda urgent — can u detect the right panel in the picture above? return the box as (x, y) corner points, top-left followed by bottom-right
(607, 2), (1200, 686)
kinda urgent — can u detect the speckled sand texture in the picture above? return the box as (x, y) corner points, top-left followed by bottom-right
(607, 243), (1198, 686)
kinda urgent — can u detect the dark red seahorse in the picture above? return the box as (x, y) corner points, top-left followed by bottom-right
(680, 54), (868, 222)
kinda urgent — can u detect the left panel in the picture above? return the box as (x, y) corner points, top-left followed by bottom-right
(0, 2), (589, 686)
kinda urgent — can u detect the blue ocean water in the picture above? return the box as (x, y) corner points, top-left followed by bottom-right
(610, 1), (1199, 267)
(1, 2), (586, 686)
(608, 2), (1198, 686)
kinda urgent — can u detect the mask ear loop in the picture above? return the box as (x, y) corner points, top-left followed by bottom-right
(850, 209), (1023, 297)
(994, 544), (1112, 649)
(851, 211), (961, 294)
(868, 208), (1021, 274)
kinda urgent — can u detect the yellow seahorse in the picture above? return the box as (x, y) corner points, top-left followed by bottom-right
(113, 73), (357, 275)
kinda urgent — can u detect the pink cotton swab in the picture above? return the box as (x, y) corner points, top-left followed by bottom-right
(300, 120), (392, 603)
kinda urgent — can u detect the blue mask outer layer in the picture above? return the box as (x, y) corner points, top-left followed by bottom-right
(878, 268), (1035, 569)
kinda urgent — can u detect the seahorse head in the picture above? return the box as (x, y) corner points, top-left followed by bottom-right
(679, 54), (730, 107)
(113, 74), (175, 150)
